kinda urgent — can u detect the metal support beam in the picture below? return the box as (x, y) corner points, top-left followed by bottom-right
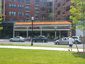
(59, 31), (61, 38)
(13, 24), (15, 37)
(40, 26), (42, 36)
(27, 27), (28, 38)
(55, 27), (57, 39)
(13, 29), (15, 38)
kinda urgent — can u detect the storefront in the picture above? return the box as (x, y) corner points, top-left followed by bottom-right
(13, 21), (71, 39)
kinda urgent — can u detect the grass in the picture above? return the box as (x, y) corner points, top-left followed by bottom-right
(0, 48), (85, 64)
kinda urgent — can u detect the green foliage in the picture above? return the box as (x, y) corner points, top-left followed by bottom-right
(70, 0), (85, 28)
(0, 14), (2, 21)
(0, 26), (2, 29)
(70, 6), (80, 24)
(70, 0), (81, 24)
(0, 48), (85, 64)
(0, 17), (2, 21)
(0, 14), (3, 30)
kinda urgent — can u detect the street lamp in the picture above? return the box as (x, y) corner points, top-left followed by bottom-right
(31, 17), (34, 46)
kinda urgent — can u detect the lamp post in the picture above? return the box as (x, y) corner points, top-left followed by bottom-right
(31, 17), (34, 46)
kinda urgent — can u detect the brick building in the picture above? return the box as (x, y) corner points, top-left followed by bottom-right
(54, 0), (70, 20)
(2, 0), (48, 21)
(1, 0), (72, 38)
(2, 0), (71, 22)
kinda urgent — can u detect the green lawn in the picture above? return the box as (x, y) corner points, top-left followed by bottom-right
(0, 48), (85, 64)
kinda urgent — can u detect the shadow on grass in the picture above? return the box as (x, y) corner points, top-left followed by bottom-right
(72, 52), (85, 59)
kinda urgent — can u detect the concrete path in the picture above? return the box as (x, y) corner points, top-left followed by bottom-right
(0, 45), (83, 52)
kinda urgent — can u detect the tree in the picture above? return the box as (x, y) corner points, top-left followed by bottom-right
(70, 0), (85, 52)
(70, 0), (85, 29)
(0, 15), (3, 30)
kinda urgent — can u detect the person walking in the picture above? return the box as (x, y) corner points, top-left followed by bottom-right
(68, 36), (74, 51)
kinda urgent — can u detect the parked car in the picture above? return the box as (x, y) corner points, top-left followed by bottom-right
(72, 36), (81, 44)
(25, 37), (31, 41)
(32, 36), (48, 42)
(9, 36), (25, 42)
(54, 37), (69, 45)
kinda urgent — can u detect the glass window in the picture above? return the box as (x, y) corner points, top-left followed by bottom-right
(66, 0), (70, 2)
(9, 12), (12, 16)
(25, 6), (30, 11)
(26, 0), (30, 4)
(18, 5), (23, 9)
(18, 12), (23, 16)
(25, 13), (30, 17)
(9, 11), (16, 16)
(66, 6), (70, 11)
(57, 11), (60, 15)
(11, 0), (16, 2)
(13, 12), (16, 16)
(17, 0), (24, 2)
(35, 0), (40, 4)
(35, 0), (39, 2)
(57, 3), (61, 7)
(8, 4), (17, 8)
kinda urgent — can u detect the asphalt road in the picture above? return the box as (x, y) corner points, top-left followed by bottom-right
(0, 39), (84, 49)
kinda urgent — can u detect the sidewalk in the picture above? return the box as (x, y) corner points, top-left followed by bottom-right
(0, 45), (83, 52)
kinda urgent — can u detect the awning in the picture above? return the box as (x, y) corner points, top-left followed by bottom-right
(15, 21), (71, 25)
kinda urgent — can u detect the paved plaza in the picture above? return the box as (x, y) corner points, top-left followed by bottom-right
(0, 45), (83, 52)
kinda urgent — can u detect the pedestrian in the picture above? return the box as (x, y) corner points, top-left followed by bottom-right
(68, 36), (74, 51)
